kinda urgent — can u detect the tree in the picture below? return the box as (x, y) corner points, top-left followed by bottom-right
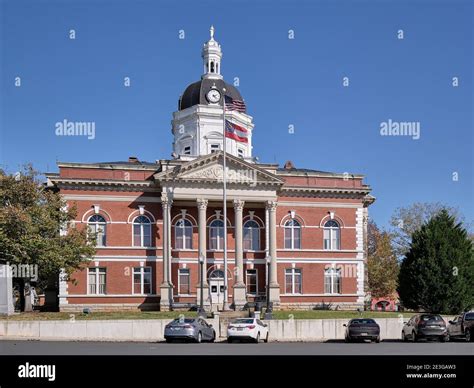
(389, 202), (467, 258)
(397, 210), (474, 314)
(0, 166), (96, 311)
(367, 222), (399, 299)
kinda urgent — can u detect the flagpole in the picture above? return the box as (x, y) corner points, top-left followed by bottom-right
(222, 89), (229, 311)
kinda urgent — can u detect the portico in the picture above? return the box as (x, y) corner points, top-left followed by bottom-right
(155, 152), (283, 311)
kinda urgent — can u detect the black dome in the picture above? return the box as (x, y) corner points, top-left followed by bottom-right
(179, 78), (244, 111)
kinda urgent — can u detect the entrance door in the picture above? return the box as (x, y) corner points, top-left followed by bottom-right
(209, 269), (225, 307)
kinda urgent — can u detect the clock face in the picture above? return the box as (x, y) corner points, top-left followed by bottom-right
(206, 89), (221, 103)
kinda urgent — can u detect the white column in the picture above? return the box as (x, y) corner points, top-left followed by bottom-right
(196, 198), (210, 308)
(233, 199), (246, 310)
(0, 264), (14, 315)
(160, 194), (173, 311)
(266, 200), (280, 305)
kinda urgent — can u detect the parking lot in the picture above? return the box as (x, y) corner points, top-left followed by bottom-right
(0, 339), (472, 356)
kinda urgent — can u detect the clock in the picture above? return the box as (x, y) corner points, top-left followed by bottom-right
(206, 89), (221, 103)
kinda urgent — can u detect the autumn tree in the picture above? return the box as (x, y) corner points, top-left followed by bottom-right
(367, 221), (399, 299)
(0, 166), (95, 311)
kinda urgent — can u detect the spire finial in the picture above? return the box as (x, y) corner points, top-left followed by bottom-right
(210, 25), (215, 39)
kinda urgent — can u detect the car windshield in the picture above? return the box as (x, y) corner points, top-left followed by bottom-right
(350, 319), (375, 324)
(233, 319), (254, 324)
(172, 318), (195, 324)
(420, 315), (442, 321)
(464, 313), (474, 321)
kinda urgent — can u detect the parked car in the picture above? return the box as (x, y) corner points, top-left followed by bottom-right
(227, 318), (269, 343)
(164, 317), (215, 343)
(447, 311), (474, 342)
(343, 318), (380, 343)
(402, 314), (448, 342)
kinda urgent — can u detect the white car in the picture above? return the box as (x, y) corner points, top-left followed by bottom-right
(227, 318), (269, 343)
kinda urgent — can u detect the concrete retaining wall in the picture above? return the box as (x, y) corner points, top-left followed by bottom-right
(0, 317), (453, 342)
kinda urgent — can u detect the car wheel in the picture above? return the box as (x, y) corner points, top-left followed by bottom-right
(402, 331), (407, 342)
(227, 337), (233, 343)
(411, 331), (417, 342)
(210, 331), (216, 343)
(196, 332), (202, 343)
(375, 336), (380, 343)
(345, 336), (351, 343)
(165, 338), (172, 344)
(442, 334), (449, 342)
(255, 332), (260, 343)
(264, 332), (269, 343)
(466, 329), (472, 342)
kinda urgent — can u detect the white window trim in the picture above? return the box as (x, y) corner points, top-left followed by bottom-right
(324, 268), (342, 295)
(285, 268), (302, 295)
(132, 216), (152, 247)
(323, 223), (341, 251)
(284, 221), (301, 250)
(87, 267), (106, 295)
(243, 221), (261, 252)
(209, 220), (224, 251)
(174, 218), (193, 250)
(132, 267), (152, 295)
(245, 269), (258, 296)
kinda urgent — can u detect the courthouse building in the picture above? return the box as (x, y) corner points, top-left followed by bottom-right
(46, 28), (375, 312)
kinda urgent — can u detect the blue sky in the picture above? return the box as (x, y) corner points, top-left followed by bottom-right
(1, 0), (472, 229)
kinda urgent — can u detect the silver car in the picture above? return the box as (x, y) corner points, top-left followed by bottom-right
(164, 317), (216, 343)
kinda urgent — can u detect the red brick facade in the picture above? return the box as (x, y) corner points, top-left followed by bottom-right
(47, 153), (374, 312)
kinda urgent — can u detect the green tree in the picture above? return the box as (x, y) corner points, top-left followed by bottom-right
(367, 222), (399, 299)
(0, 166), (95, 311)
(389, 202), (467, 258)
(397, 210), (474, 314)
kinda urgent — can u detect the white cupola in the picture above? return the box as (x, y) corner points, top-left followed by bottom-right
(171, 27), (255, 161)
(201, 26), (223, 80)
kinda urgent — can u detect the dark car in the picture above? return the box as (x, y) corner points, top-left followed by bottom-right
(164, 317), (216, 343)
(344, 318), (380, 343)
(447, 311), (474, 342)
(402, 314), (448, 342)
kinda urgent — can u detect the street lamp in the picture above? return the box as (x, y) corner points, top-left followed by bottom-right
(198, 254), (206, 317)
(264, 254), (273, 320)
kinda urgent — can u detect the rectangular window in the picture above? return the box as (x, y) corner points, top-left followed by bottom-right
(183, 146), (191, 155)
(285, 268), (302, 294)
(325, 268), (342, 294)
(133, 267), (152, 294)
(88, 267), (106, 295)
(179, 269), (190, 295)
(210, 144), (220, 153)
(238, 148), (244, 158)
(246, 269), (258, 295)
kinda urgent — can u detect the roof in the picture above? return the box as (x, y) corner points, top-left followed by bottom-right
(179, 78), (244, 111)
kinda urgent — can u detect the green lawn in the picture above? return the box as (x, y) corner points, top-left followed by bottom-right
(0, 310), (417, 321)
(0, 311), (197, 321)
(270, 310), (416, 320)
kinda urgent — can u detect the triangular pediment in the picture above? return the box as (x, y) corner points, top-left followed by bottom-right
(155, 152), (283, 187)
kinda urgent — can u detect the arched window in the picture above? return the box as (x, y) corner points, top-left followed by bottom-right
(323, 220), (340, 250)
(209, 219), (224, 250)
(133, 215), (152, 247)
(210, 61), (215, 73)
(88, 215), (106, 247)
(175, 218), (193, 249)
(243, 220), (260, 251)
(324, 267), (341, 294)
(284, 219), (301, 249)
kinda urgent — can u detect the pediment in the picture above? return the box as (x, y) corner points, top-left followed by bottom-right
(155, 152), (283, 187)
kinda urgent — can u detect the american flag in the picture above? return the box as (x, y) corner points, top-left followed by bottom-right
(224, 95), (246, 113)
